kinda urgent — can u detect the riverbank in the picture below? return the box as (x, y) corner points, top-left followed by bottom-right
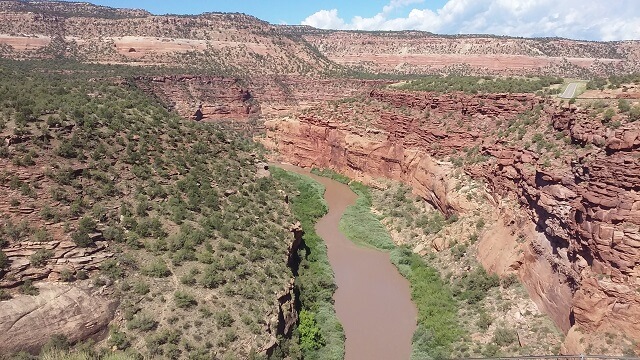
(347, 174), (566, 358)
(271, 167), (345, 360)
(281, 165), (416, 360)
(334, 175), (462, 359)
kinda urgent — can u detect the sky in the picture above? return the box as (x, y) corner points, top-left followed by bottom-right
(63, 0), (640, 41)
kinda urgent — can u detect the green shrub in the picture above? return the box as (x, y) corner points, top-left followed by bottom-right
(100, 259), (124, 279)
(59, 269), (74, 282)
(451, 243), (468, 261)
(299, 310), (325, 352)
(501, 273), (519, 288)
(180, 271), (197, 286)
(493, 326), (518, 346)
(476, 312), (493, 330)
(20, 280), (39, 296)
(215, 310), (235, 328)
(482, 343), (500, 357)
(33, 228), (51, 242)
(108, 327), (130, 350)
(30, 249), (53, 267)
(72, 217), (97, 247)
(76, 270), (88, 280)
(132, 280), (150, 295)
(0, 250), (8, 270)
(142, 259), (171, 278)
(200, 265), (225, 288)
(0, 289), (12, 300)
(602, 108), (616, 123)
(103, 226), (125, 243)
(127, 312), (158, 332)
(174, 291), (197, 309)
(42, 334), (70, 353)
(630, 105), (640, 121)
(55, 140), (78, 158)
(454, 267), (500, 304)
(618, 99), (631, 112)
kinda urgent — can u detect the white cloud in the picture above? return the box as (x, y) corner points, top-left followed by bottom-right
(301, 9), (346, 29)
(300, 0), (640, 41)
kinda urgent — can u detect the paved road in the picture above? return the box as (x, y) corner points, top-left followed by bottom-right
(559, 82), (579, 98)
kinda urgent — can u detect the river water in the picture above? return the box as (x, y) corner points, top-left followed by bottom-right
(279, 164), (417, 360)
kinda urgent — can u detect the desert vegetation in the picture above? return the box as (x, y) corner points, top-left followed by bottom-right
(0, 59), (314, 359)
(398, 75), (563, 94)
(271, 168), (345, 360)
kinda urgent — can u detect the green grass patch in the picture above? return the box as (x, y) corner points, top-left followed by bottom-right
(310, 168), (350, 184)
(272, 167), (345, 360)
(339, 181), (395, 250)
(391, 247), (464, 360)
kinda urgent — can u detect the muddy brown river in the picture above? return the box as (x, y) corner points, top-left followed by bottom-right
(280, 165), (417, 360)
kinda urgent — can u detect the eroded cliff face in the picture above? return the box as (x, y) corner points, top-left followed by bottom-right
(263, 89), (640, 353)
(133, 76), (260, 121)
(133, 75), (391, 121)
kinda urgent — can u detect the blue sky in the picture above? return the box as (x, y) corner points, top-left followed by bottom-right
(67, 0), (446, 24)
(64, 0), (640, 41)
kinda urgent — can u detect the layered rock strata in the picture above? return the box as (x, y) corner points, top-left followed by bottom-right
(263, 89), (640, 352)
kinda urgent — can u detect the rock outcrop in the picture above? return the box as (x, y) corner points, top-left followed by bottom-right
(133, 75), (391, 121)
(0, 282), (118, 354)
(133, 75), (260, 121)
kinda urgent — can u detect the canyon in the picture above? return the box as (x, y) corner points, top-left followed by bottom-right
(0, 0), (639, 358)
(263, 88), (640, 354)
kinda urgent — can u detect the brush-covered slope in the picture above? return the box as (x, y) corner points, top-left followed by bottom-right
(0, 59), (300, 359)
(289, 28), (640, 77)
(0, 1), (337, 76)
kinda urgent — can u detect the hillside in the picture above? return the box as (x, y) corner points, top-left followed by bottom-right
(289, 28), (640, 77)
(0, 59), (305, 359)
(0, 1), (640, 359)
(0, 2), (337, 76)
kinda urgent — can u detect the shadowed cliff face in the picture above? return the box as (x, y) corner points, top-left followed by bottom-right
(263, 89), (640, 353)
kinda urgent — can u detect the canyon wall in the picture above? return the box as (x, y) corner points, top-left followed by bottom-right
(133, 75), (391, 120)
(263, 89), (640, 352)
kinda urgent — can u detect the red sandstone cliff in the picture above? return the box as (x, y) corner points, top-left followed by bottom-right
(263, 89), (640, 353)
